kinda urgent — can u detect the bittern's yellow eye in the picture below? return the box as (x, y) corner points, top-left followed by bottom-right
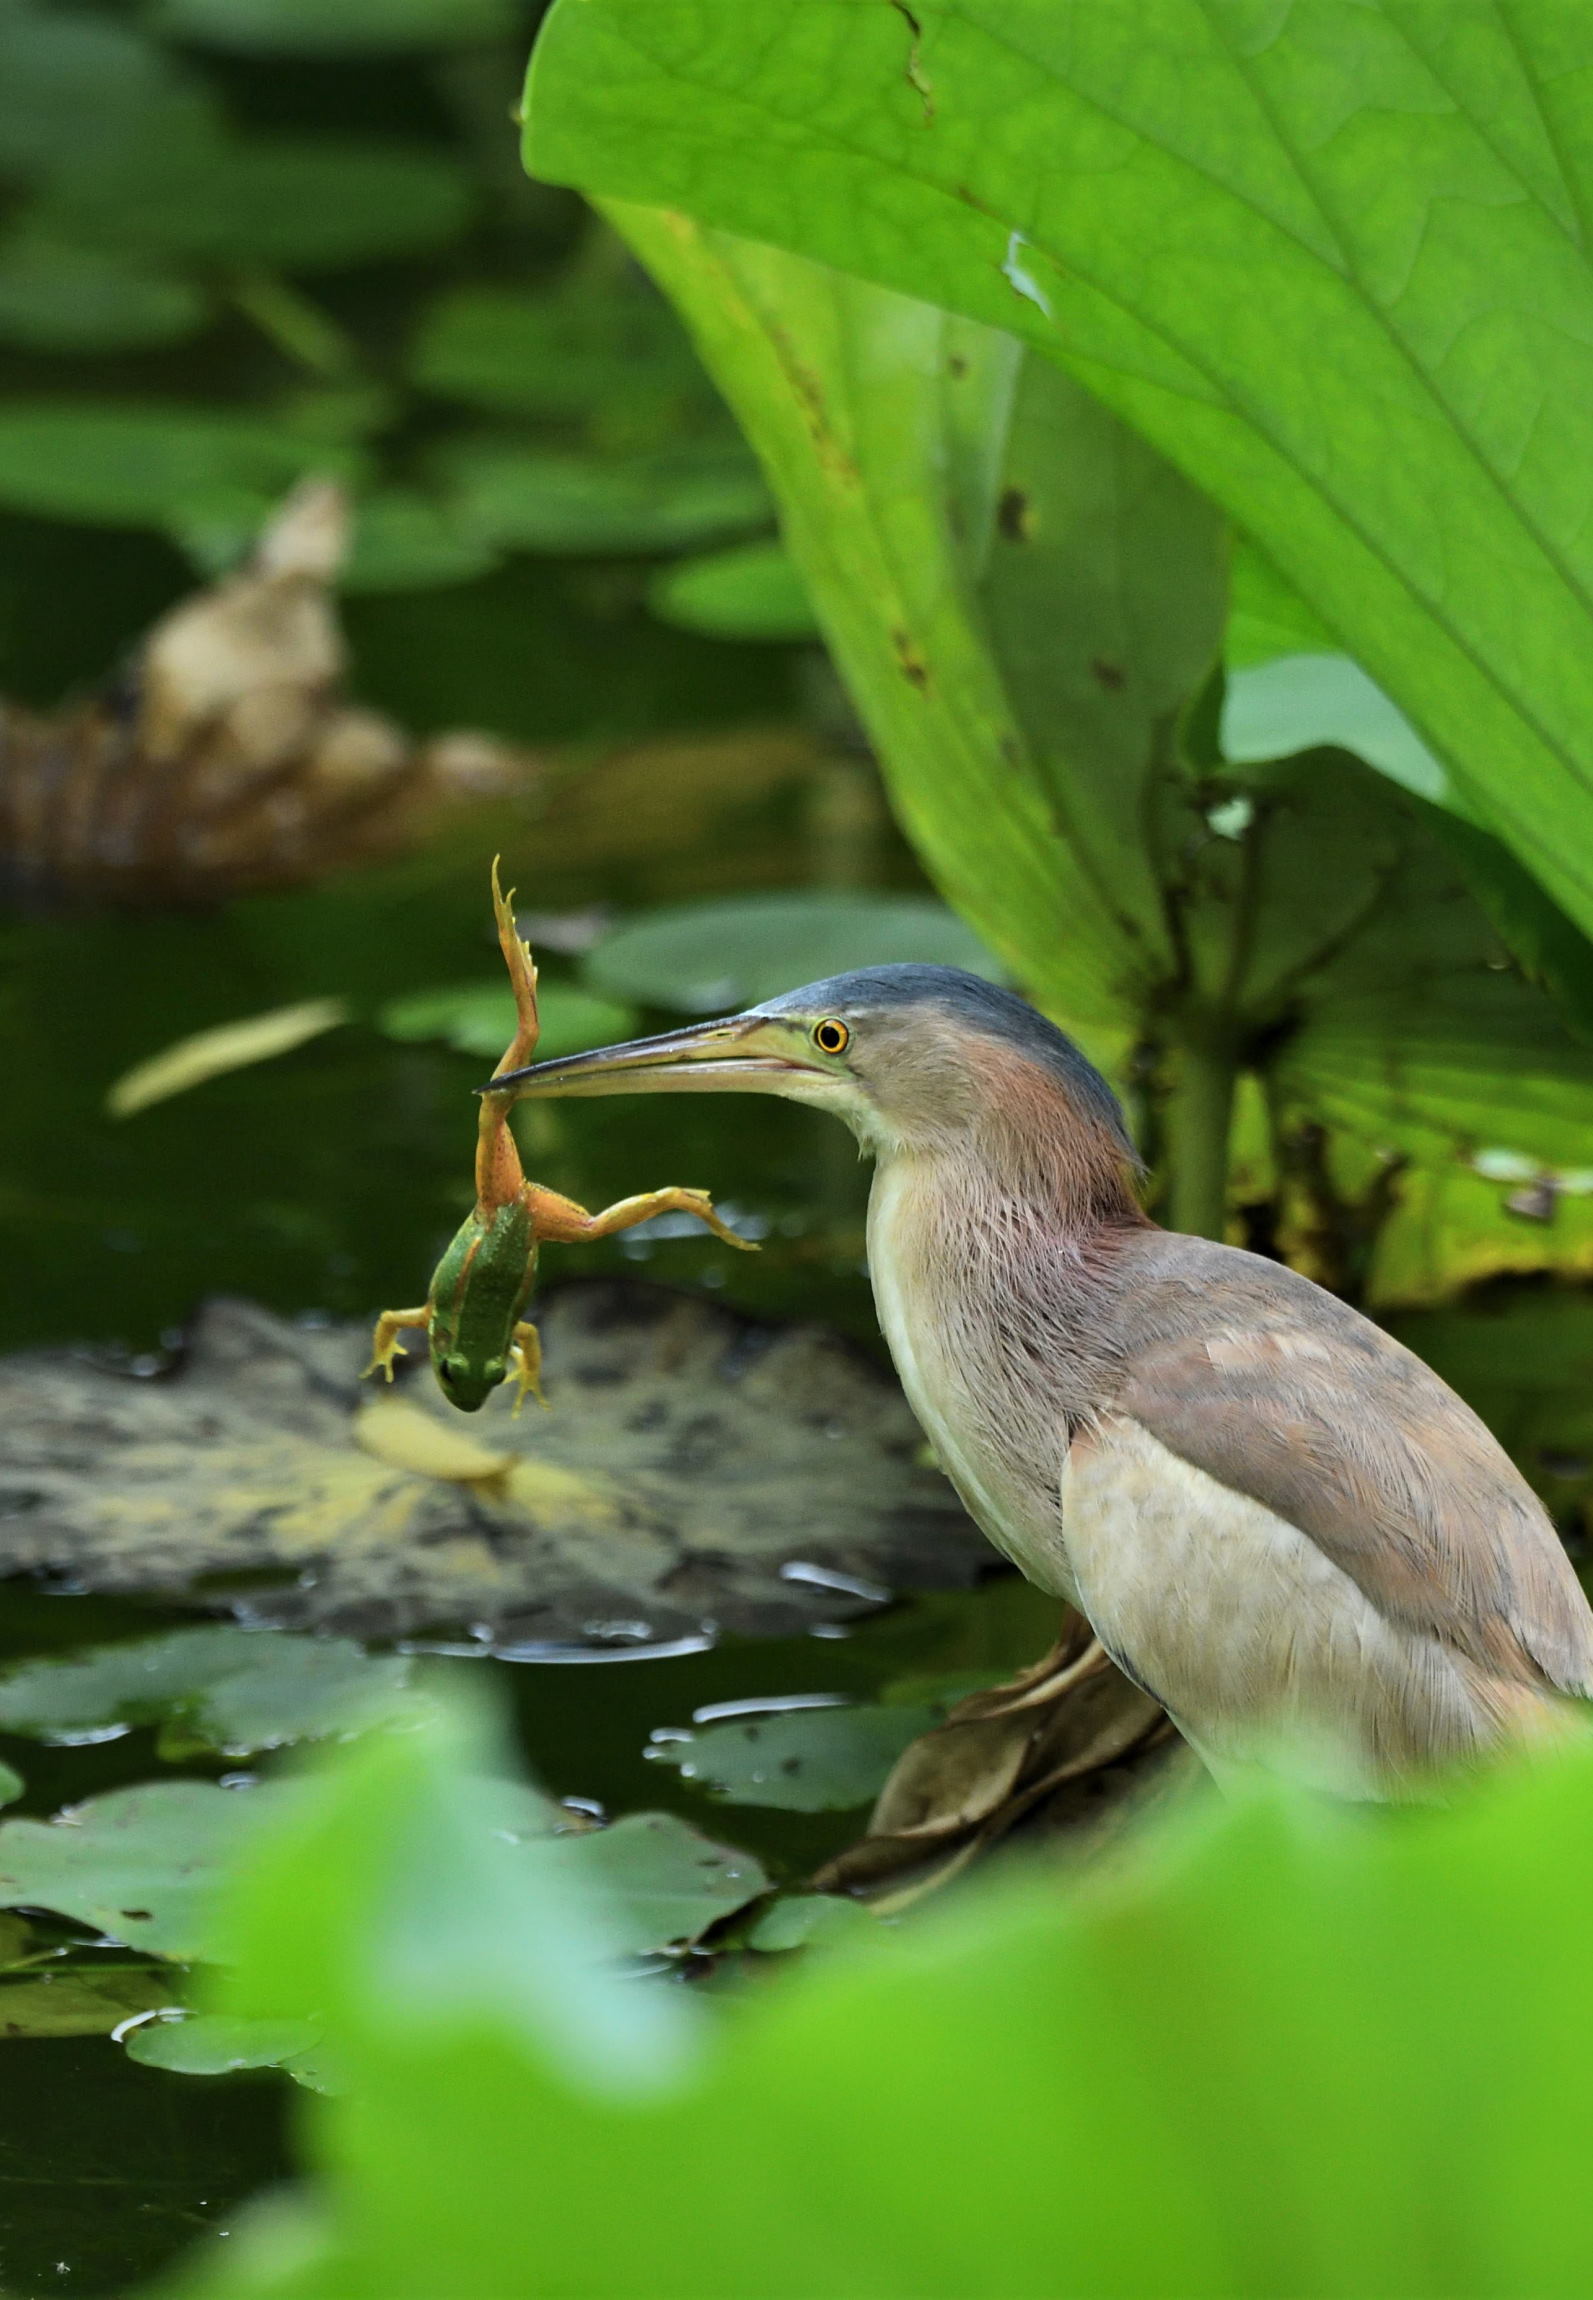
(812, 1017), (850, 1055)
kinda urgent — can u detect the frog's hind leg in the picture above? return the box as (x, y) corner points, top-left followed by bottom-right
(488, 857), (539, 1081)
(529, 1184), (756, 1252)
(365, 1306), (432, 1382)
(507, 1320), (547, 1417)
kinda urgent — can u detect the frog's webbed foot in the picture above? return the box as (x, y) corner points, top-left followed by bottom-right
(365, 1307), (431, 1383)
(488, 856), (539, 1080)
(538, 1185), (758, 1252)
(508, 1320), (548, 1417)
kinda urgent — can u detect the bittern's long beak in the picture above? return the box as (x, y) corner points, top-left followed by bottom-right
(484, 1014), (821, 1100)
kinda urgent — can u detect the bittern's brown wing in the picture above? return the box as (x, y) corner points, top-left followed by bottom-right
(1106, 1233), (1593, 1701)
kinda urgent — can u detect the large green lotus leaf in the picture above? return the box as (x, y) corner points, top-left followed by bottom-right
(0, 1625), (414, 1757)
(649, 1703), (937, 1813)
(594, 216), (1590, 1263)
(150, 0), (515, 51)
(525, 0), (1593, 944)
(45, 135), (472, 272)
(1226, 543), (1336, 669)
(583, 892), (1001, 1013)
(434, 433), (770, 555)
(410, 280), (708, 430)
(0, 405), (349, 530)
(648, 538), (820, 642)
(188, 1682), (1593, 2300)
(606, 209), (1223, 1024)
(0, 235), (207, 352)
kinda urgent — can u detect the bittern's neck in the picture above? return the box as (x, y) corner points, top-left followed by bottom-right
(908, 1045), (1144, 1237)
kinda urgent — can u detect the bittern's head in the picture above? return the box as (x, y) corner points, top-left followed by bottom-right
(488, 964), (1137, 1177)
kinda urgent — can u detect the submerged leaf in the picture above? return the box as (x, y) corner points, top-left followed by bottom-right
(106, 999), (349, 1118)
(0, 1964), (176, 2040)
(0, 1287), (985, 1642)
(0, 1762), (20, 1809)
(585, 892), (1001, 1012)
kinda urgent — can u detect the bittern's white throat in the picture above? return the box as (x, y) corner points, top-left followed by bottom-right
(493, 964), (1593, 1795)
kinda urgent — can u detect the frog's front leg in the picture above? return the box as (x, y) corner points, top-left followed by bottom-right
(507, 1320), (547, 1416)
(529, 1184), (757, 1252)
(365, 1305), (432, 1382)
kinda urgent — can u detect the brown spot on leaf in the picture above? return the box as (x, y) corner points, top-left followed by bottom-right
(120, 1909), (153, 1922)
(948, 353), (967, 378)
(997, 487), (1030, 541)
(890, 0), (934, 119)
(892, 631), (930, 690)
(1091, 658), (1126, 692)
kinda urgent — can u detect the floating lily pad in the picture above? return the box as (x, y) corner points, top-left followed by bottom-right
(584, 893), (1002, 1013)
(122, 2010), (322, 2075)
(543, 1812), (767, 1954)
(0, 1772), (761, 1970)
(377, 983), (635, 1064)
(0, 1283), (984, 1642)
(650, 1703), (938, 1813)
(0, 1626), (413, 1757)
(0, 1780), (285, 1957)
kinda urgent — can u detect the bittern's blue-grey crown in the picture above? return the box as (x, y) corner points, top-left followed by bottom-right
(751, 964), (1135, 1153)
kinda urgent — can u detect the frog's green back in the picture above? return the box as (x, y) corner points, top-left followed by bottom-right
(427, 1198), (537, 1411)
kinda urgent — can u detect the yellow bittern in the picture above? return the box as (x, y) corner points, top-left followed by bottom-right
(494, 966), (1593, 1795)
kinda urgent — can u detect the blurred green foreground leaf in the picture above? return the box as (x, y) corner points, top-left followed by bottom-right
(158, 1685), (1593, 2299)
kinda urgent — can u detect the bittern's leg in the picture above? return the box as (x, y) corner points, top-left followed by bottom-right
(365, 1307), (431, 1381)
(507, 1320), (547, 1416)
(528, 1184), (756, 1251)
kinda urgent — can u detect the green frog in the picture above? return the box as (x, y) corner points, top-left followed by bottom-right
(366, 861), (752, 1412)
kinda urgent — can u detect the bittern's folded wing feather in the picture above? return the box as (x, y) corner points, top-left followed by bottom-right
(1109, 1234), (1593, 1700)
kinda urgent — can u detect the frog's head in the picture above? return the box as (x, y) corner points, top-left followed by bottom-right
(485, 964), (1136, 1175)
(433, 1348), (507, 1414)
